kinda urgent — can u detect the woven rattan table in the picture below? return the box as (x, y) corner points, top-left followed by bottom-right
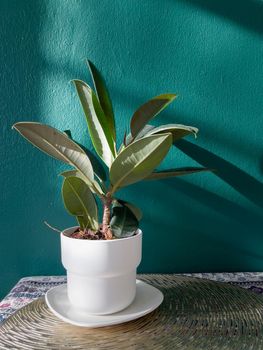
(1, 273), (263, 349)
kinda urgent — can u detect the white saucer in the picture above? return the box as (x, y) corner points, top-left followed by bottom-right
(45, 280), (163, 328)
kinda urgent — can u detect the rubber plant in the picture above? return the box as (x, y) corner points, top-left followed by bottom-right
(13, 61), (209, 240)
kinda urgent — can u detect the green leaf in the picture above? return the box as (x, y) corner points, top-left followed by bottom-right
(145, 124), (198, 141)
(110, 201), (139, 238)
(87, 60), (116, 141)
(145, 167), (213, 180)
(62, 176), (99, 230)
(12, 122), (98, 192)
(63, 129), (107, 182)
(73, 79), (116, 167)
(110, 133), (172, 193)
(114, 199), (143, 221)
(124, 125), (155, 147)
(60, 169), (81, 178)
(126, 123), (198, 146)
(130, 94), (177, 138)
(76, 215), (88, 229)
(83, 149), (107, 183)
(60, 169), (105, 195)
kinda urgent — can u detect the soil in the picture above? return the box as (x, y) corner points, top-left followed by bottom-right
(70, 226), (109, 240)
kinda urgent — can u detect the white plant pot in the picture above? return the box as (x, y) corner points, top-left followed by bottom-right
(61, 227), (142, 315)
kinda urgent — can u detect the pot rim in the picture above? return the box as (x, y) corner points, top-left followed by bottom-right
(61, 226), (142, 244)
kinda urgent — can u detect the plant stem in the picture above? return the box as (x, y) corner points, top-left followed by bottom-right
(102, 193), (113, 239)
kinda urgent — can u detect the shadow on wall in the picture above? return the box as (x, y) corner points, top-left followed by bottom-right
(176, 140), (263, 208)
(260, 157), (263, 176)
(135, 175), (263, 273)
(130, 138), (263, 273)
(165, 176), (263, 232)
(179, 0), (263, 35)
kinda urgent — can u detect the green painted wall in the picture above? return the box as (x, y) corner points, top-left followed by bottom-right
(1, 0), (263, 298)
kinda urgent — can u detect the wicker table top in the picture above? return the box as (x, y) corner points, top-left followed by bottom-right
(1, 274), (263, 349)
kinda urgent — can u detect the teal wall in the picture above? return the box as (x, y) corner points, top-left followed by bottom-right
(1, 0), (263, 298)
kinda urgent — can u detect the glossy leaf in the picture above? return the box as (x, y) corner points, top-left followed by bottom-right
(126, 123), (198, 146)
(146, 167), (213, 180)
(130, 94), (177, 138)
(145, 124), (198, 141)
(110, 201), (139, 238)
(110, 133), (172, 193)
(87, 60), (116, 141)
(73, 79), (116, 167)
(114, 199), (143, 221)
(60, 169), (105, 195)
(12, 122), (96, 190)
(61, 169), (82, 178)
(84, 148), (107, 183)
(76, 215), (88, 229)
(125, 125), (155, 146)
(62, 176), (99, 230)
(63, 129), (107, 182)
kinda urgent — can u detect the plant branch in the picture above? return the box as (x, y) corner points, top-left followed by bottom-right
(102, 193), (113, 239)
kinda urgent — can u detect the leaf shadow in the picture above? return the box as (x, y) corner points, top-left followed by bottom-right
(175, 139), (263, 208)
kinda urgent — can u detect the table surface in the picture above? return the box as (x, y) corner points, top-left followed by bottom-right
(1, 272), (263, 324)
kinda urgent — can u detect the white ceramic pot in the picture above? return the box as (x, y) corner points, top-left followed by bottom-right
(61, 227), (142, 315)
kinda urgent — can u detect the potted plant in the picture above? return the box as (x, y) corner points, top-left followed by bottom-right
(13, 61), (209, 316)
